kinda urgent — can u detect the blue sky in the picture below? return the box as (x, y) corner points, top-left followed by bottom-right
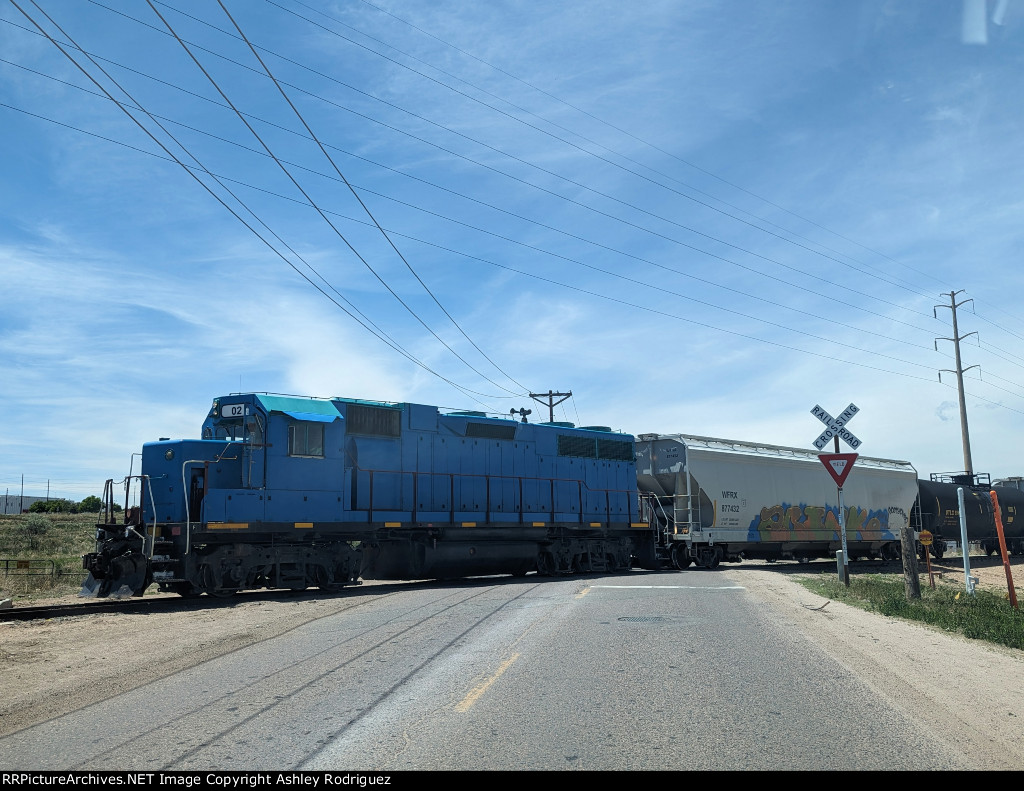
(2, 0), (1023, 500)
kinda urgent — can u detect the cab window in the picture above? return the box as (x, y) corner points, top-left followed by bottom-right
(288, 422), (324, 457)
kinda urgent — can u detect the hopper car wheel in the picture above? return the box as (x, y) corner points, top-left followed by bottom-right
(671, 546), (691, 570)
(696, 550), (719, 569)
(985, 546), (995, 557)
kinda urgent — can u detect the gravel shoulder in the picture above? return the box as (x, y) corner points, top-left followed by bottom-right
(2, 558), (1022, 769)
(0, 586), (393, 740)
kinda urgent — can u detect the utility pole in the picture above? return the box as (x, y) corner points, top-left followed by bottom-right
(935, 290), (978, 476)
(529, 390), (572, 423)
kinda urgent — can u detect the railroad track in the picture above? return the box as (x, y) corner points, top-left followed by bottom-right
(0, 580), (402, 622)
(0, 596), (202, 622)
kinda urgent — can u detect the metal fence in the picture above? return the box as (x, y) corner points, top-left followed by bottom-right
(1, 558), (56, 577)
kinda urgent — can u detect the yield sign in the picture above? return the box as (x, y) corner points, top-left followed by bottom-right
(819, 453), (858, 488)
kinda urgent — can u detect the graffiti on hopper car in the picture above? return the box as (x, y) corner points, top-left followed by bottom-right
(749, 503), (896, 542)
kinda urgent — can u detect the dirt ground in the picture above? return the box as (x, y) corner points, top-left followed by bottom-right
(2, 555), (1023, 769)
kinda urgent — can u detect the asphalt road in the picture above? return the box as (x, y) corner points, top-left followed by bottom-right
(1, 568), (972, 770)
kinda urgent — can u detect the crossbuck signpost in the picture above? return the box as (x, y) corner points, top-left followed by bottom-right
(811, 403), (862, 586)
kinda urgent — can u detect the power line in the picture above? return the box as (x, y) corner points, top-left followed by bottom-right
(14, 71), (1024, 410)
(272, 0), (940, 302)
(215, 0), (528, 396)
(8, 3), (1024, 418)
(0, 51), (939, 345)
(142, 0), (526, 399)
(73, 3), (940, 323)
(1, 90), (948, 377)
(3, 7), (960, 376)
(9, 0), (512, 409)
(349, 0), (957, 295)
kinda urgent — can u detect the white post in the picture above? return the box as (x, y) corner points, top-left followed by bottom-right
(836, 550), (848, 585)
(957, 487), (976, 595)
(838, 487), (849, 566)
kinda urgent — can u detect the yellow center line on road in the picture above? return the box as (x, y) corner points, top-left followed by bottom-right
(575, 586), (591, 599)
(455, 653), (521, 713)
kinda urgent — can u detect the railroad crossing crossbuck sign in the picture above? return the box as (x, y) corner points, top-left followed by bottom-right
(811, 403), (861, 450)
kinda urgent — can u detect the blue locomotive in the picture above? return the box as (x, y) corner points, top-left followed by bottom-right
(83, 393), (657, 597)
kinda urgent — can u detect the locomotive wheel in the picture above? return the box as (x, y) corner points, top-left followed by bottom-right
(197, 563), (236, 596)
(510, 561), (534, 577)
(536, 551), (556, 577)
(169, 582), (200, 598)
(311, 565), (331, 588)
(198, 563), (218, 593)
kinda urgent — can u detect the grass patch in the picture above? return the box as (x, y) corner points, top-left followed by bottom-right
(799, 573), (1024, 651)
(0, 513), (97, 600)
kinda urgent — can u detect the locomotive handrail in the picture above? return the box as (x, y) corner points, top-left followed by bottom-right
(355, 465), (642, 526)
(182, 459), (209, 556)
(101, 478), (115, 525)
(642, 491), (703, 538)
(183, 441), (241, 551)
(639, 492), (673, 540)
(143, 475), (157, 559)
(113, 475), (160, 555)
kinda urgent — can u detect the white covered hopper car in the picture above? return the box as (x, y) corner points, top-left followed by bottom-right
(635, 434), (919, 568)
